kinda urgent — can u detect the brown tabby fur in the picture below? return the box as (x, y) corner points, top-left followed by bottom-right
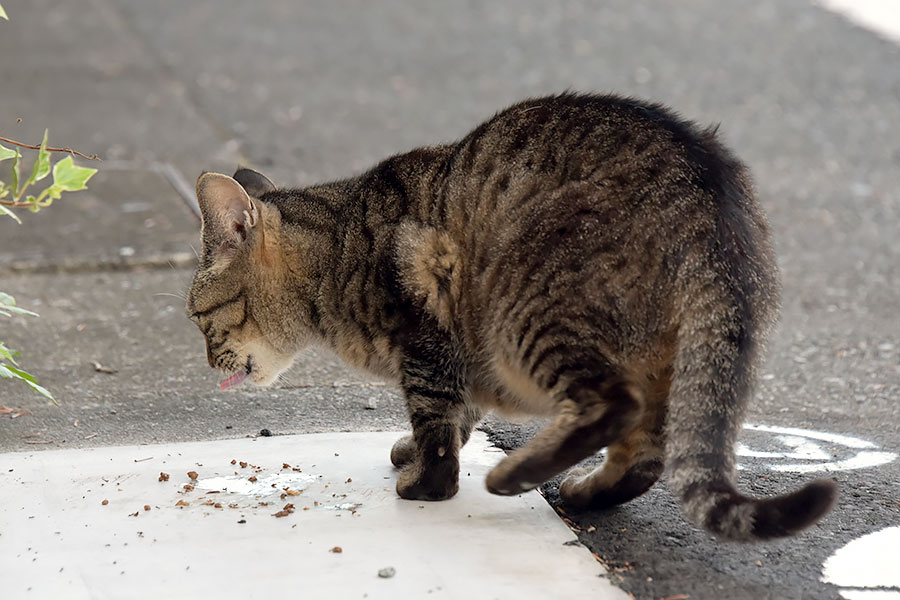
(187, 93), (836, 541)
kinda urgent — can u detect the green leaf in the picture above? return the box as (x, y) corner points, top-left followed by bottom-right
(0, 304), (39, 317)
(24, 378), (55, 402)
(0, 292), (38, 317)
(0, 143), (17, 162)
(10, 145), (20, 196)
(52, 156), (96, 191)
(0, 203), (21, 223)
(25, 130), (51, 187)
(0, 342), (19, 364)
(0, 4), (8, 20)
(0, 363), (55, 402)
(3, 363), (36, 383)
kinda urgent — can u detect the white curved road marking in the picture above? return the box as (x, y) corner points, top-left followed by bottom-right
(738, 424), (897, 473)
(822, 526), (900, 599)
(817, 0), (900, 45)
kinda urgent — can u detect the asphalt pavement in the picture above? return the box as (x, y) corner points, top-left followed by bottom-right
(1, 1), (898, 599)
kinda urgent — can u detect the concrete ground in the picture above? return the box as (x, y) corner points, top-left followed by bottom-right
(1, 1), (898, 599)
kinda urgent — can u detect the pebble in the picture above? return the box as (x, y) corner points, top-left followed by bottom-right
(378, 567), (396, 578)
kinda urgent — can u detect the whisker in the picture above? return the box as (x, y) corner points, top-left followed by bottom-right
(189, 244), (200, 261)
(153, 292), (187, 301)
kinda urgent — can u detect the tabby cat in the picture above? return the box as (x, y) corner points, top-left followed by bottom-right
(186, 93), (836, 541)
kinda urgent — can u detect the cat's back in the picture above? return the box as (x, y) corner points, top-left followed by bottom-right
(436, 93), (776, 355)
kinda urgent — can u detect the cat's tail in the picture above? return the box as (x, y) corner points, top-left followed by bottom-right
(665, 290), (837, 541)
(665, 186), (837, 542)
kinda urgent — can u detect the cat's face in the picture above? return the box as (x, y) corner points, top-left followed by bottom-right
(187, 170), (296, 390)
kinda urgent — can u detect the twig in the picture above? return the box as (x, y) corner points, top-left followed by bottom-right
(25, 440), (55, 445)
(0, 134), (101, 161)
(133, 456), (154, 463)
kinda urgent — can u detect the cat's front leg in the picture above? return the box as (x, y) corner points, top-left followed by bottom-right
(394, 334), (467, 501)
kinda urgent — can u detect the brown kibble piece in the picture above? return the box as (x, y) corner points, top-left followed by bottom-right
(175, 499), (189, 507)
(214, 503), (223, 509)
(143, 505), (151, 511)
(158, 472), (169, 482)
(187, 471), (199, 480)
(330, 546), (342, 553)
(284, 489), (301, 496)
(230, 459), (237, 465)
(183, 484), (194, 492)
(282, 463), (291, 469)
(248, 476), (257, 482)
(129, 511), (139, 517)
(239, 461), (248, 468)
(346, 478), (352, 483)
(101, 499), (109, 506)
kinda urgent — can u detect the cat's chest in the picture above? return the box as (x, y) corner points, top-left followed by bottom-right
(331, 328), (402, 382)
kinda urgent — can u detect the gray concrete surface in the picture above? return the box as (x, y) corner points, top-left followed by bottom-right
(1, 1), (898, 599)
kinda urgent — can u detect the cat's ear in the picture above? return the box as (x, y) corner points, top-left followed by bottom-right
(196, 172), (259, 255)
(233, 167), (276, 198)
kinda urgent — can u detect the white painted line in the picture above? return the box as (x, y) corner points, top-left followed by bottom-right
(769, 451), (898, 474)
(816, 0), (900, 45)
(743, 424), (877, 449)
(822, 526), (900, 599)
(738, 424), (897, 473)
(0, 432), (627, 600)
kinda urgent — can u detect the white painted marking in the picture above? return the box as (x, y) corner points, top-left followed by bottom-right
(822, 526), (900, 599)
(738, 424), (897, 473)
(743, 424), (877, 449)
(816, 0), (900, 45)
(838, 592), (900, 600)
(769, 451), (898, 474)
(0, 432), (627, 600)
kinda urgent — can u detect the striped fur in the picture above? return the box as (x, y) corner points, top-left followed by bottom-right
(187, 93), (836, 541)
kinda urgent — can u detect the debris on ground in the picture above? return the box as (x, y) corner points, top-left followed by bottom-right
(91, 361), (118, 374)
(378, 567), (396, 578)
(329, 546), (342, 553)
(158, 472), (169, 482)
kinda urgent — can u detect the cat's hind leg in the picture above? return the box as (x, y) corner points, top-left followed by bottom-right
(558, 434), (663, 509)
(485, 369), (643, 496)
(558, 370), (668, 508)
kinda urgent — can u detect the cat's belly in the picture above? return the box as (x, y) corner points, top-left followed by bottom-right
(471, 359), (558, 418)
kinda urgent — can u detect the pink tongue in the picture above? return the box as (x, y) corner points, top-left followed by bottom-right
(219, 370), (247, 391)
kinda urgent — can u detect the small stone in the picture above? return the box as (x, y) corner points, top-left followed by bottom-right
(260, 429), (272, 437)
(364, 398), (378, 410)
(101, 499), (109, 506)
(378, 567), (396, 578)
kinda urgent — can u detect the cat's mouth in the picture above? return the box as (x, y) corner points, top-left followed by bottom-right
(219, 356), (253, 391)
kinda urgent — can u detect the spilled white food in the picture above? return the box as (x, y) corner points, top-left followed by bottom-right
(821, 526), (900, 599)
(196, 471), (317, 497)
(737, 424), (897, 473)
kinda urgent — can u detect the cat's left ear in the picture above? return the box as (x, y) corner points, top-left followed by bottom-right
(196, 172), (259, 254)
(233, 167), (276, 198)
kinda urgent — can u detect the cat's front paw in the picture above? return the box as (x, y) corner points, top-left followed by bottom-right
(396, 457), (459, 501)
(390, 434), (417, 468)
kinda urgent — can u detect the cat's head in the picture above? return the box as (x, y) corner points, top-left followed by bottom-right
(186, 168), (299, 390)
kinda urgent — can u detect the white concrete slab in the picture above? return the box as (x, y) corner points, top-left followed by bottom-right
(0, 432), (626, 600)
